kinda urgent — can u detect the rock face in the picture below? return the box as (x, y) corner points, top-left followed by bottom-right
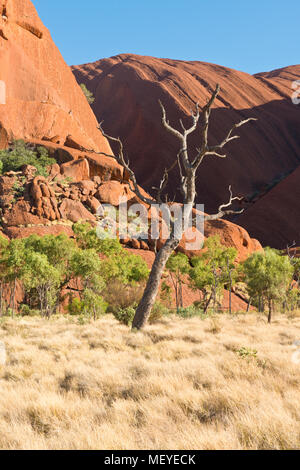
(72, 54), (300, 248)
(237, 164), (300, 249)
(0, 0), (111, 156)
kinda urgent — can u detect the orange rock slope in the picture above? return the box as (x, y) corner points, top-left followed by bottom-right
(0, 0), (111, 154)
(72, 54), (300, 248)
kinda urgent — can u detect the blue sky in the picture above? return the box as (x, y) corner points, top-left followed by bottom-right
(32, 0), (299, 74)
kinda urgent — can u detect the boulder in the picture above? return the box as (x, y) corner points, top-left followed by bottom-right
(0, 175), (15, 195)
(95, 181), (128, 207)
(60, 158), (90, 182)
(85, 197), (102, 215)
(3, 199), (48, 226)
(59, 199), (96, 223)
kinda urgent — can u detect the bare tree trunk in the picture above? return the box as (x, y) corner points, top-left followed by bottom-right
(179, 279), (183, 308)
(227, 257), (232, 314)
(247, 297), (252, 313)
(204, 292), (213, 314)
(169, 272), (179, 313)
(11, 279), (16, 318)
(0, 282), (3, 317)
(132, 238), (179, 329)
(268, 298), (272, 324)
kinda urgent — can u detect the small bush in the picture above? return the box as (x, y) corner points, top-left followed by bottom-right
(67, 298), (84, 316)
(113, 306), (136, 326)
(80, 83), (95, 105)
(148, 302), (170, 324)
(236, 347), (258, 359)
(176, 305), (205, 319)
(67, 295), (107, 319)
(19, 305), (39, 317)
(0, 140), (55, 176)
(114, 302), (170, 326)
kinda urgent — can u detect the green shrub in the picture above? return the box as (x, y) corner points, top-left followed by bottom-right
(236, 347), (258, 359)
(114, 302), (170, 326)
(80, 84), (95, 105)
(0, 140), (56, 176)
(67, 294), (107, 319)
(19, 304), (40, 317)
(67, 297), (84, 316)
(176, 305), (205, 319)
(113, 306), (136, 326)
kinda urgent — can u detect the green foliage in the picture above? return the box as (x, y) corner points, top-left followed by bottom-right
(167, 252), (189, 275)
(160, 281), (172, 305)
(0, 140), (56, 176)
(101, 252), (149, 285)
(67, 297), (83, 316)
(0, 227), (150, 318)
(236, 347), (258, 359)
(189, 236), (238, 312)
(67, 292), (107, 319)
(22, 250), (62, 317)
(80, 83), (95, 105)
(113, 306), (136, 326)
(242, 248), (293, 320)
(73, 222), (123, 255)
(166, 253), (189, 311)
(176, 305), (205, 319)
(82, 289), (108, 318)
(114, 302), (168, 326)
(73, 223), (148, 285)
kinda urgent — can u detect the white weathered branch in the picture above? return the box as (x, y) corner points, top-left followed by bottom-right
(208, 118), (257, 156)
(204, 185), (244, 221)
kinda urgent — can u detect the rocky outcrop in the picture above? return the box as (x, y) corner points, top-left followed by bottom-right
(72, 54), (300, 248)
(0, 0), (113, 171)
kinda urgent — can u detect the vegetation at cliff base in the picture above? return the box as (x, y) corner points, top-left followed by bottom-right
(0, 140), (56, 177)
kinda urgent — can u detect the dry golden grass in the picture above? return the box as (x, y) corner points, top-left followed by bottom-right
(0, 312), (300, 450)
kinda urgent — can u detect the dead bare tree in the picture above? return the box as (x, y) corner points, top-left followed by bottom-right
(83, 84), (256, 329)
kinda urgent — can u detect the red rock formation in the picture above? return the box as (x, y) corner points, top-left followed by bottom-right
(72, 55), (300, 248)
(237, 164), (300, 248)
(0, 0), (111, 156)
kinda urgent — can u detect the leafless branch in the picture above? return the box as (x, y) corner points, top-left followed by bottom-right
(208, 117), (257, 156)
(204, 185), (244, 221)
